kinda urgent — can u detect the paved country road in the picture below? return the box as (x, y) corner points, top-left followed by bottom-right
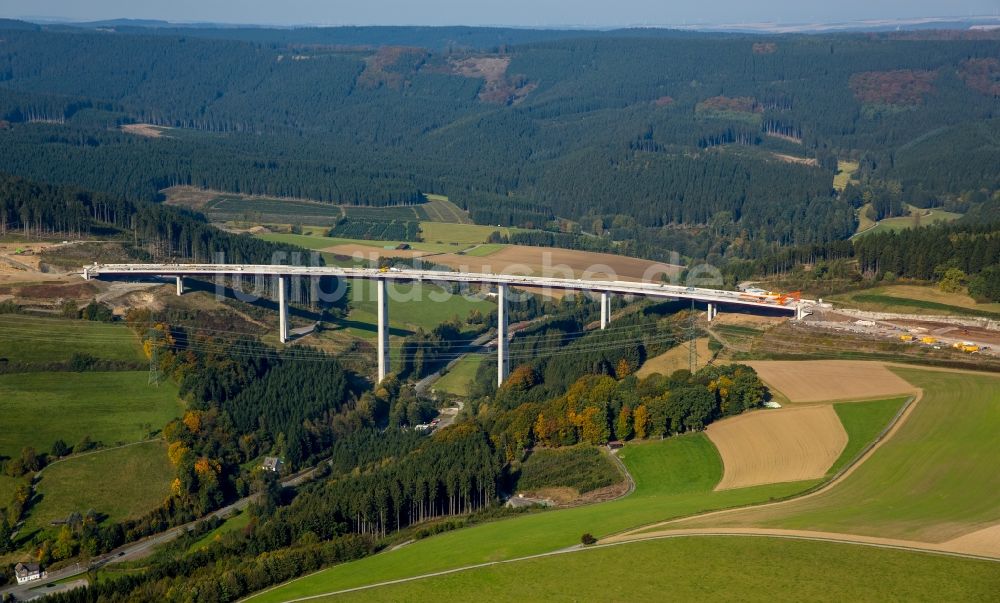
(1, 466), (319, 601)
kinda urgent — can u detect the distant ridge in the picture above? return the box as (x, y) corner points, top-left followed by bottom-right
(0, 18), (40, 31)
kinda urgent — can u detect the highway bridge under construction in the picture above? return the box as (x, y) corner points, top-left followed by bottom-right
(83, 263), (815, 385)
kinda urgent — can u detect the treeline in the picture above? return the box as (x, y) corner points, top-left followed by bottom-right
(320, 423), (502, 537)
(485, 363), (766, 461)
(853, 221), (1000, 279)
(0, 172), (117, 237)
(853, 221), (1000, 300)
(0, 172), (342, 270)
(721, 217), (1000, 301)
(0, 123), (426, 206)
(39, 524), (373, 603)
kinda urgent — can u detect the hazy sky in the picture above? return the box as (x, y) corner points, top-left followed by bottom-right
(4, 0), (998, 27)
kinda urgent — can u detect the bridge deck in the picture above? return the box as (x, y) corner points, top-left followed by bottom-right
(83, 263), (811, 312)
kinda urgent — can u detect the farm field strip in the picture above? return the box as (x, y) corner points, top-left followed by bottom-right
(831, 288), (1000, 318)
(664, 368), (1000, 547)
(854, 206), (962, 238)
(432, 355), (485, 397)
(746, 360), (915, 403)
(0, 371), (183, 458)
(312, 536), (999, 602)
(26, 440), (174, 531)
(0, 315), (144, 363)
(318, 242), (681, 282)
(706, 405), (847, 490)
(421, 195), (472, 224)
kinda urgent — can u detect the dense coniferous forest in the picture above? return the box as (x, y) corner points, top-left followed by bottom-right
(0, 22), (997, 262)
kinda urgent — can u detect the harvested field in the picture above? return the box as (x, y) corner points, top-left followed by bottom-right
(636, 338), (711, 378)
(321, 243), (681, 283)
(940, 523), (1000, 558)
(707, 406), (847, 490)
(488, 246), (681, 281)
(670, 368), (1000, 545)
(747, 360), (915, 403)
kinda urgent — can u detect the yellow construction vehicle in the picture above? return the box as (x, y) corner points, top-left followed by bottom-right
(899, 334), (914, 342)
(920, 336), (936, 345)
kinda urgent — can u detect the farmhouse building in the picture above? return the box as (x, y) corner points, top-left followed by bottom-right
(14, 562), (46, 584)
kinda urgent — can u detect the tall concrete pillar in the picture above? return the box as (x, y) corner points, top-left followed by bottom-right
(497, 284), (509, 386)
(278, 276), (289, 343)
(175, 276), (183, 296)
(707, 302), (714, 322)
(377, 279), (390, 383)
(600, 291), (611, 330)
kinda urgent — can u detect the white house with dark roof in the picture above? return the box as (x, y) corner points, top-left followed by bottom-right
(14, 561), (45, 584)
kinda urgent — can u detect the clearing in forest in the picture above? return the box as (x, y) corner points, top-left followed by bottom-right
(421, 194), (472, 224)
(636, 338), (711, 378)
(833, 160), (859, 191)
(707, 405), (847, 490)
(121, 123), (170, 138)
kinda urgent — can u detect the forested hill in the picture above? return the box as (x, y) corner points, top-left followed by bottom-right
(0, 24), (997, 258)
(42, 23), (714, 50)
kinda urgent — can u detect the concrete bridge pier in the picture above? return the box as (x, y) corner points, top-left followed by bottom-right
(600, 291), (611, 329)
(377, 279), (390, 383)
(497, 283), (509, 386)
(707, 302), (714, 322)
(278, 276), (289, 344)
(176, 276), (184, 296)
